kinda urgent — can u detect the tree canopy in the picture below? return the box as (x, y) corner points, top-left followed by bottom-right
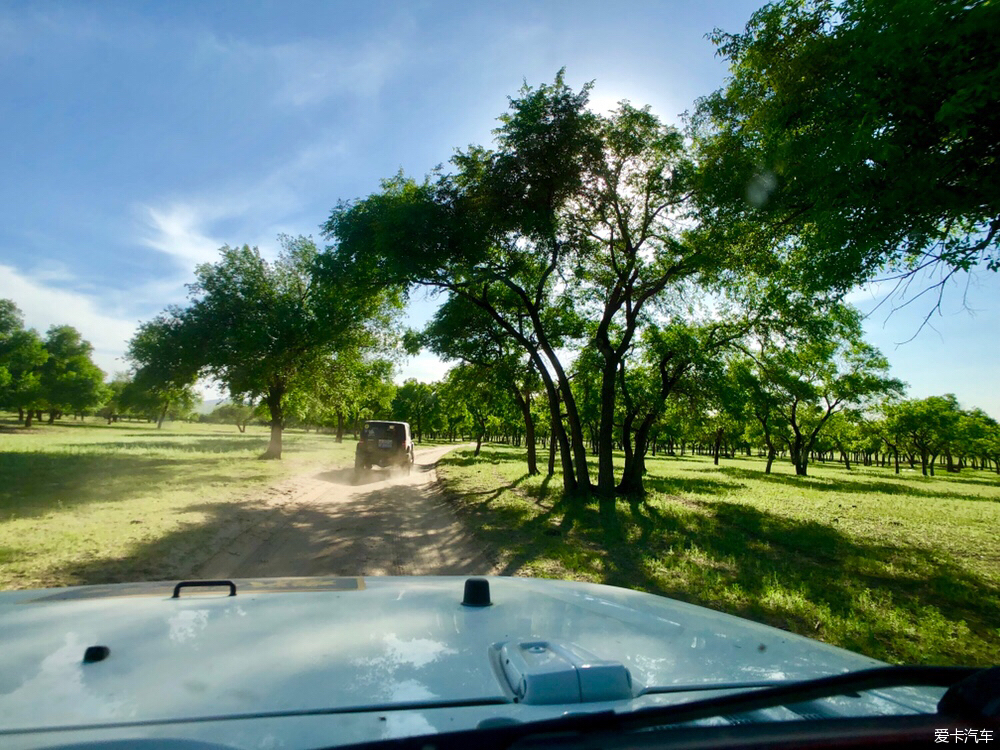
(0, 300), (106, 426)
(693, 0), (1000, 295)
(129, 236), (401, 458)
(325, 72), (742, 513)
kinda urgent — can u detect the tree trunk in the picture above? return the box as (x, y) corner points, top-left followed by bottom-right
(559, 377), (591, 493)
(548, 419), (556, 476)
(837, 442), (851, 471)
(474, 417), (485, 456)
(596, 362), (618, 497)
(617, 412), (655, 495)
(532, 356), (575, 493)
(765, 446), (776, 474)
(790, 435), (808, 475)
(336, 412), (344, 443)
(157, 402), (168, 429)
(48, 410), (57, 424)
(261, 384), (285, 460)
(713, 428), (723, 466)
(24, 409), (34, 428)
(512, 389), (538, 475)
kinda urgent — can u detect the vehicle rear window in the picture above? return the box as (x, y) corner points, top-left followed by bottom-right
(362, 423), (399, 439)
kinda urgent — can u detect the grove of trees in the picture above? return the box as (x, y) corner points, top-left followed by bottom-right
(0, 299), (107, 426)
(11, 0), (997, 519)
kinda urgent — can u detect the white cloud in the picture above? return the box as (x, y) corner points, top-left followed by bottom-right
(141, 204), (224, 268)
(0, 263), (139, 378)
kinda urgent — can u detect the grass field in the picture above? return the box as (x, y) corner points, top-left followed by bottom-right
(0, 417), (355, 590)
(437, 444), (1000, 666)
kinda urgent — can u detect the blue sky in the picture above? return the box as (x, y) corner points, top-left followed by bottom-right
(1, 1), (997, 417)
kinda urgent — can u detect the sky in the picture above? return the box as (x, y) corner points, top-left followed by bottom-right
(1, 0), (997, 417)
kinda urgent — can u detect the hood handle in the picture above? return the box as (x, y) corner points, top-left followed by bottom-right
(172, 579), (237, 598)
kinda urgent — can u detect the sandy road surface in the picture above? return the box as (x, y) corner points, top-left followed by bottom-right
(195, 444), (495, 578)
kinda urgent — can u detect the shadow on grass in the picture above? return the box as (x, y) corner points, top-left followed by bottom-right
(718, 466), (998, 502)
(64, 437), (271, 454)
(0, 452), (273, 519)
(446, 446), (530, 467)
(439, 466), (1000, 666)
(643, 474), (743, 496)
(647, 498), (1000, 657)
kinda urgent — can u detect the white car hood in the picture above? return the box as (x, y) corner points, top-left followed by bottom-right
(0, 576), (939, 748)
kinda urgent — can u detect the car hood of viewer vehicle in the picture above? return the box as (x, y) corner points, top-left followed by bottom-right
(0, 576), (942, 749)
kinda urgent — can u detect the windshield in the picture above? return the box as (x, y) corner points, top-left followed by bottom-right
(0, 0), (997, 747)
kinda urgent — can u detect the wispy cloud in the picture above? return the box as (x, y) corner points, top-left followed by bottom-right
(141, 204), (224, 268)
(270, 36), (410, 107)
(138, 131), (349, 268)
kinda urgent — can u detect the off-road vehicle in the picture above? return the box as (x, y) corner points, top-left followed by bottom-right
(354, 419), (414, 476)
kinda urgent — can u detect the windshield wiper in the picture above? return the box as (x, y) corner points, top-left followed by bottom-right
(341, 666), (995, 750)
(614, 665), (982, 728)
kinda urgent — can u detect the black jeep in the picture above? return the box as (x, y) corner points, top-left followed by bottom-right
(355, 420), (414, 476)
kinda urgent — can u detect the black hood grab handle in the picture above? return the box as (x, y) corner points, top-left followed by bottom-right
(172, 580), (237, 598)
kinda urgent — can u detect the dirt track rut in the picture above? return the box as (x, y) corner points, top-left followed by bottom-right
(195, 444), (495, 578)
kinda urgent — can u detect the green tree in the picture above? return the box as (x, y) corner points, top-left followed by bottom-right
(392, 379), (437, 444)
(120, 373), (197, 426)
(442, 365), (508, 456)
(325, 74), (597, 494)
(209, 401), (261, 433)
(422, 295), (542, 474)
(888, 395), (963, 476)
(0, 301), (49, 426)
(127, 312), (202, 429)
(732, 356), (787, 473)
(36, 326), (108, 422)
(956, 408), (999, 472)
(0, 299), (22, 391)
(746, 306), (904, 476)
(98, 373), (131, 423)
(694, 0), (1000, 295)
(130, 236), (400, 458)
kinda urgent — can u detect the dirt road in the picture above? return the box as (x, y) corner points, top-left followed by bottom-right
(195, 444), (495, 578)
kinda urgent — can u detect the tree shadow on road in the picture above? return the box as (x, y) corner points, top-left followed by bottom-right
(49, 477), (494, 587)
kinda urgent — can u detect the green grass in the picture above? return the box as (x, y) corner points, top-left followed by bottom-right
(437, 444), (1000, 666)
(0, 416), (356, 590)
